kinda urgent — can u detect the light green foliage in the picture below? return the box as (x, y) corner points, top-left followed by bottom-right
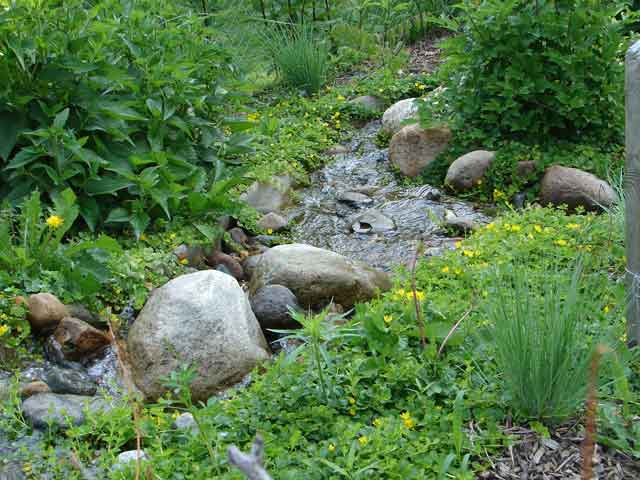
(263, 24), (330, 94)
(485, 266), (593, 423)
(0, 0), (252, 236)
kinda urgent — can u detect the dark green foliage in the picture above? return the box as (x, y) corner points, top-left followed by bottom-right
(440, 0), (625, 143)
(0, 0), (253, 236)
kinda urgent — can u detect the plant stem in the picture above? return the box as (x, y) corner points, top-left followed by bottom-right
(313, 341), (328, 401)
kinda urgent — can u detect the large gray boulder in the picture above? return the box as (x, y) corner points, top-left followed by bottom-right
(250, 285), (301, 330)
(127, 271), (270, 402)
(445, 150), (496, 192)
(240, 175), (293, 214)
(22, 393), (111, 429)
(389, 124), (451, 177)
(539, 165), (615, 211)
(250, 244), (391, 309)
(382, 98), (419, 134)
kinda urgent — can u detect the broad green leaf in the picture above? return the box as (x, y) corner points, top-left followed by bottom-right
(85, 175), (134, 195)
(5, 147), (44, 170)
(0, 110), (27, 161)
(53, 108), (70, 129)
(105, 207), (130, 223)
(79, 196), (100, 232)
(130, 210), (150, 239)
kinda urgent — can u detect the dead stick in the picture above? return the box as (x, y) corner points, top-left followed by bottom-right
(437, 305), (473, 356)
(228, 435), (272, 480)
(581, 345), (607, 480)
(410, 240), (426, 347)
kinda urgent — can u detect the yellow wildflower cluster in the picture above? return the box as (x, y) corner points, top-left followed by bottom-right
(414, 82), (427, 91)
(358, 435), (369, 446)
(0, 324), (9, 336)
(392, 288), (425, 301)
(493, 189), (506, 201)
(400, 411), (415, 429)
(46, 215), (64, 229)
(247, 112), (260, 122)
(383, 315), (393, 324)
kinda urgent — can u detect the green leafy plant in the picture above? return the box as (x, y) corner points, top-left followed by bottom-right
(262, 23), (330, 94)
(483, 265), (595, 423)
(439, 0), (625, 143)
(0, 0), (253, 237)
(0, 189), (121, 301)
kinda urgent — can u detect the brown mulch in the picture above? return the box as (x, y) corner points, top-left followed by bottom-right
(407, 29), (452, 74)
(479, 425), (640, 480)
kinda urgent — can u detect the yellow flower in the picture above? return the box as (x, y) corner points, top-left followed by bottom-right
(348, 396), (356, 405)
(358, 436), (368, 446)
(454, 267), (463, 276)
(463, 249), (476, 257)
(373, 418), (383, 428)
(140, 234), (147, 241)
(266, 228), (273, 235)
(476, 179), (483, 185)
(485, 223), (495, 230)
(555, 239), (567, 246)
(383, 315), (393, 324)
(247, 112), (260, 121)
(0, 324), (9, 336)
(179, 258), (189, 265)
(454, 241), (461, 249)
(603, 305), (610, 314)
(567, 223), (580, 230)
(349, 408), (356, 416)
(337, 95), (346, 101)
(400, 411), (415, 429)
(510, 225), (521, 232)
(415, 291), (425, 301)
(46, 215), (64, 229)
(328, 443), (336, 452)
(169, 233), (177, 239)
(534, 225), (543, 233)
(493, 189), (505, 200)
(441, 266), (450, 273)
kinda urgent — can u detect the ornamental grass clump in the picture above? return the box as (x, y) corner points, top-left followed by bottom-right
(485, 265), (593, 423)
(263, 23), (329, 94)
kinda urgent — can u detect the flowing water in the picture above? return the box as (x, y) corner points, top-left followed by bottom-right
(287, 120), (489, 270)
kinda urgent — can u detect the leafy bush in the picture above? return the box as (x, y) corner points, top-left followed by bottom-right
(484, 266), (593, 423)
(0, 0), (252, 237)
(439, 0), (625, 143)
(263, 24), (330, 94)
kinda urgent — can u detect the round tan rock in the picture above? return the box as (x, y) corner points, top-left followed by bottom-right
(389, 124), (452, 178)
(539, 165), (615, 211)
(445, 150), (496, 192)
(26, 293), (68, 333)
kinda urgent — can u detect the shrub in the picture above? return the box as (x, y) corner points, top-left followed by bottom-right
(0, 0), (252, 237)
(439, 0), (625, 143)
(484, 265), (595, 423)
(263, 24), (329, 94)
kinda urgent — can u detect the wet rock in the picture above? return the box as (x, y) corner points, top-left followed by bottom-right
(539, 165), (615, 211)
(445, 150), (496, 192)
(66, 304), (103, 328)
(242, 254), (263, 280)
(26, 293), (68, 333)
(351, 210), (395, 233)
(53, 317), (110, 361)
(444, 211), (478, 235)
(173, 412), (199, 434)
(44, 365), (97, 396)
(20, 381), (50, 398)
(206, 251), (244, 281)
(350, 95), (385, 113)
(257, 212), (288, 232)
(113, 450), (148, 471)
(241, 175), (293, 214)
(173, 244), (206, 267)
(326, 145), (349, 156)
(337, 191), (373, 208)
(228, 227), (250, 247)
(382, 98), (419, 134)
(254, 234), (279, 247)
(512, 192), (527, 209)
(22, 393), (111, 429)
(250, 244), (392, 310)
(389, 124), (452, 177)
(218, 215), (234, 231)
(250, 285), (301, 330)
(127, 271), (270, 402)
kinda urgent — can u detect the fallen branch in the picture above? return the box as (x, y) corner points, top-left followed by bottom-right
(437, 305), (473, 357)
(228, 435), (272, 480)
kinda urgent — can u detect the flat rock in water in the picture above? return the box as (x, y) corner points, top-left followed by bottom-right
(250, 244), (391, 309)
(44, 365), (97, 396)
(351, 210), (395, 233)
(337, 191), (373, 208)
